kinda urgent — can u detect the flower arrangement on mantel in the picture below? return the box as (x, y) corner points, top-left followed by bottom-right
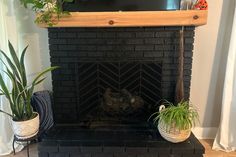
(19, 0), (73, 26)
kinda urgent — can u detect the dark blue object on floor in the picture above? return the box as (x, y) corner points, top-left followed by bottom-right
(31, 90), (54, 140)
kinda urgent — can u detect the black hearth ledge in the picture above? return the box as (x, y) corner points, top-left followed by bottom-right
(38, 125), (204, 157)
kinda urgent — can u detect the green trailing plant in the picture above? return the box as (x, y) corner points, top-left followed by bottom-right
(148, 100), (199, 130)
(0, 41), (58, 121)
(19, 0), (73, 26)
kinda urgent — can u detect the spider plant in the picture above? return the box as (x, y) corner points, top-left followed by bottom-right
(0, 41), (58, 121)
(148, 100), (199, 130)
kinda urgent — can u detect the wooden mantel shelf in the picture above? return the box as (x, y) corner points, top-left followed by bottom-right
(39, 10), (208, 28)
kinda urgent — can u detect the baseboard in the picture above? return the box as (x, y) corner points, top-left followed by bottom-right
(192, 127), (218, 139)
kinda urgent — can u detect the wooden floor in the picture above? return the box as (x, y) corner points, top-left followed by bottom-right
(201, 140), (236, 157)
(2, 140), (236, 157)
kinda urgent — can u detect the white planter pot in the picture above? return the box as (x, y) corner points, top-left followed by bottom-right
(12, 112), (39, 139)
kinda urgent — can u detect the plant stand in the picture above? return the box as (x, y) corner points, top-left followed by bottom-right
(12, 135), (38, 157)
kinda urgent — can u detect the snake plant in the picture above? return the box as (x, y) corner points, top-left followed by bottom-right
(0, 41), (58, 121)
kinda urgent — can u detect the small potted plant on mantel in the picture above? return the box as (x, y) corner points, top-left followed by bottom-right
(0, 41), (58, 139)
(18, 0), (73, 26)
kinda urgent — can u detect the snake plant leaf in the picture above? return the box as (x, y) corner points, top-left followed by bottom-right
(34, 77), (46, 86)
(0, 50), (21, 82)
(32, 66), (59, 85)
(20, 45), (28, 87)
(0, 73), (11, 100)
(8, 41), (22, 74)
(0, 109), (13, 118)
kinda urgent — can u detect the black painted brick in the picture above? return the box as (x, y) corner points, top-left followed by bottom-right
(77, 32), (97, 38)
(156, 32), (176, 38)
(49, 153), (69, 157)
(107, 39), (125, 45)
(126, 39), (144, 44)
(49, 32), (58, 38)
(144, 51), (163, 58)
(145, 38), (164, 44)
(126, 147), (148, 153)
(49, 45), (58, 51)
(159, 154), (181, 157)
(97, 32), (116, 38)
(136, 32), (155, 38)
(171, 141), (194, 154)
(39, 152), (49, 157)
(184, 31), (195, 37)
(126, 52), (143, 58)
(49, 39), (67, 44)
(145, 27), (165, 31)
(137, 153), (157, 157)
(164, 26), (182, 30)
(88, 52), (104, 57)
(103, 146), (125, 153)
(97, 45), (113, 51)
(77, 46), (96, 51)
(67, 51), (87, 57)
(135, 45), (155, 51)
(117, 32), (135, 38)
(38, 142), (59, 152)
(113, 45), (134, 51)
(58, 33), (77, 38)
(58, 45), (77, 51)
(114, 153), (137, 157)
(92, 153), (113, 157)
(148, 142), (171, 154)
(81, 146), (102, 153)
(183, 155), (203, 157)
(70, 153), (92, 157)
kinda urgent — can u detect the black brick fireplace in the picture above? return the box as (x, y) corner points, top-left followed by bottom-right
(38, 26), (204, 157)
(49, 27), (194, 124)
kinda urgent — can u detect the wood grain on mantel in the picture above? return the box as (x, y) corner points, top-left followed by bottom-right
(38, 10), (208, 27)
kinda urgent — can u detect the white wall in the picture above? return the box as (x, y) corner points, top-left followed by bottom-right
(191, 0), (235, 138)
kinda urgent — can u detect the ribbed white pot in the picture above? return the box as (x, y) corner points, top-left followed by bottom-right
(12, 112), (39, 139)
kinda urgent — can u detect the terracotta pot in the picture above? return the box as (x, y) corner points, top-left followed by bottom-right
(12, 112), (39, 139)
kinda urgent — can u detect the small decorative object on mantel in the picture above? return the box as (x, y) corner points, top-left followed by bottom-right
(181, 0), (208, 10)
(148, 100), (199, 143)
(193, 0), (208, 10)
(0, 41), (58, 139)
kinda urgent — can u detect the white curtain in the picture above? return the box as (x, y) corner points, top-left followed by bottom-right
(0, 0), (24, 155)
(213, 1), (236, 152)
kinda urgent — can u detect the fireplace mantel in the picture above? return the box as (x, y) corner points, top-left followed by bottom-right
(38, 10), (207, 28)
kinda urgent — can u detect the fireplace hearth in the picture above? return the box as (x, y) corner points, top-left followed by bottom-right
(38, 26), (205, 157)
